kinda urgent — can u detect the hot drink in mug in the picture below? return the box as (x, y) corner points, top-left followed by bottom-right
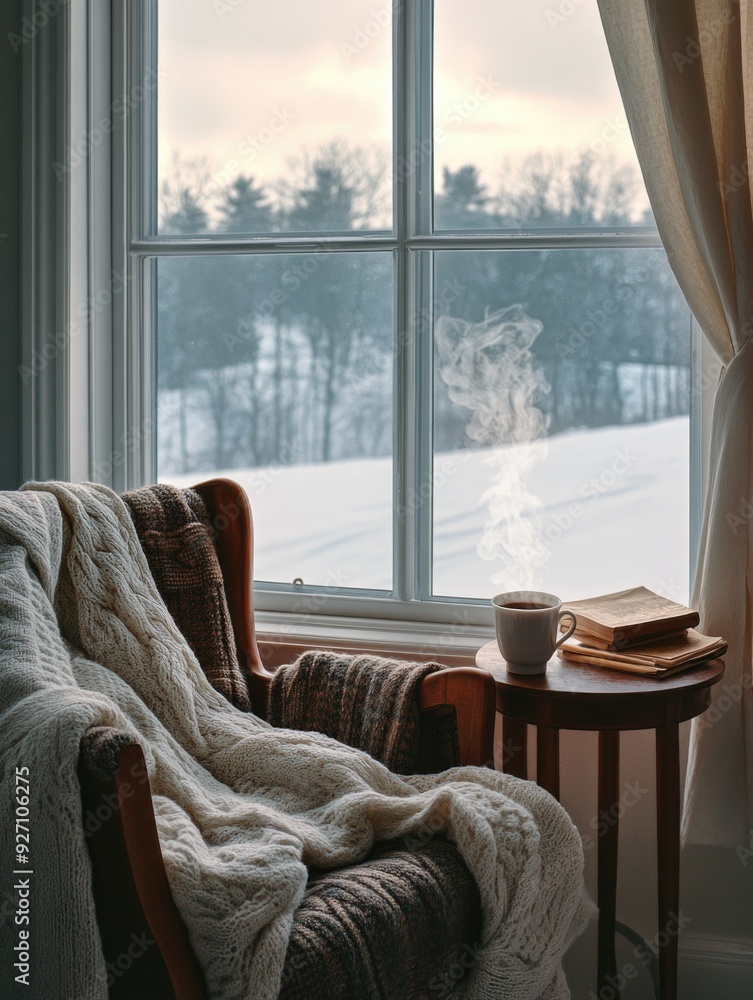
(491, 591), (577, 675)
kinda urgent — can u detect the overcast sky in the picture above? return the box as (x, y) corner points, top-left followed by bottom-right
(157, 0), (645, 212)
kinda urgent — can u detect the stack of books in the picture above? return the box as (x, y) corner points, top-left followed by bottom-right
(557, 586), (727, 677)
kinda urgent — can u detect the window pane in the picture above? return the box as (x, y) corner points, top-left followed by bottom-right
(433, 249), (691, 603)
(157, 252), (393, 591)
(433, 0), (650, 230)
(157, 0), (392, 234)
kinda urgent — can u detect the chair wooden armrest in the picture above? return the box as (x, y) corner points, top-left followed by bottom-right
(193, 477), (497, 769)
(79, 731), (206, 1000)
(418, 666), (495, 767)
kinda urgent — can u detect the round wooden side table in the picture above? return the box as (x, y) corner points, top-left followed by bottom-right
(476, 642), (725, 1000)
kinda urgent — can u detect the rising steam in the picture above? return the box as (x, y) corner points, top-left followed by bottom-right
(435, 305), (550, 591)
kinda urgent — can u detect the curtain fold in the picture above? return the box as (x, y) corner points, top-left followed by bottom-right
(597, 0), (753, 846)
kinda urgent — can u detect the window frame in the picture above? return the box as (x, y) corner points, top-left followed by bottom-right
(27, 0), (709, 647)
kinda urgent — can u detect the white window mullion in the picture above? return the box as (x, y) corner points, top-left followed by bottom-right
(139, 255), (159, 486)
(393, 0), (434, 603)
(136, 1), (159, 488)
(392, 0), (411, 601)
(413, 2), (435, 601)
(413, 248), (434, 601)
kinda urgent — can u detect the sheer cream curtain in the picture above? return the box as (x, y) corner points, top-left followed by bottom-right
(597, 0), (753, 846)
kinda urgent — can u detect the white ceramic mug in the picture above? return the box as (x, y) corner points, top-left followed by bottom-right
(491, 590), (577, 675)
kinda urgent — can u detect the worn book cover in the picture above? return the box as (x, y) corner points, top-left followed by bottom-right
(561, 586), (700, 643)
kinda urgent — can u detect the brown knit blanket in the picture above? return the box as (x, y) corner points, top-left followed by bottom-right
(267, 651), (460, 774)
(122, 484), (251, 711)
(279, 836), (482, 1000)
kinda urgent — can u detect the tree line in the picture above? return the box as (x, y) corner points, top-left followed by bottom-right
(157, 142), (690, 475)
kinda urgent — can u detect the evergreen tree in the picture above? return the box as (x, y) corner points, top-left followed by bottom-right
(436, 165), (494, 228)
(218, 175), (273, 233)
(162, 188), (208, 235)
(287, 164), (355, 232)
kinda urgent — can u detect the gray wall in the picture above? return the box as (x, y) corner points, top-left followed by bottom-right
(0, 0), (23, 489)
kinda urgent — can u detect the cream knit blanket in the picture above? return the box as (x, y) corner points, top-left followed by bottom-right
(0, 482), (591, 1000)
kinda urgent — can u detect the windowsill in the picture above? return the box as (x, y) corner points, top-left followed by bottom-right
(255, 609), (495, 666)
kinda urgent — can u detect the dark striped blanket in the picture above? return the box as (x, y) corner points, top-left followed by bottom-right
(267, 649), (460, 775)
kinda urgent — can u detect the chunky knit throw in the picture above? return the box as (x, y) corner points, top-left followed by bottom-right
(268, 651), (460, 774)
(0, 482), (592, 1000)
(122, 483), (251, 711)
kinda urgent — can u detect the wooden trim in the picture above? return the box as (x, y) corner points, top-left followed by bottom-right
(418, 666), (496, 767)
(79, 741), (206, 1000)
(115, 744), (207, 1000)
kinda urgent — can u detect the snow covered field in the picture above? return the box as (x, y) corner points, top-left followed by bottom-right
(166, 416), (690, 605)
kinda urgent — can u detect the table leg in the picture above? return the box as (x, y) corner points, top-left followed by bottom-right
(656, 723), (680, 1000)
(598, 730), (620, 996)
(537, 725), (560, 800)
(503, 715), (528, 779)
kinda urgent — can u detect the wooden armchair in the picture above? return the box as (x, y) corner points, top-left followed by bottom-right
(79, 478), (497, 999)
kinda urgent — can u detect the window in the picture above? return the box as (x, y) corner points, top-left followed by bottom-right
(116, 0), (696, 632)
